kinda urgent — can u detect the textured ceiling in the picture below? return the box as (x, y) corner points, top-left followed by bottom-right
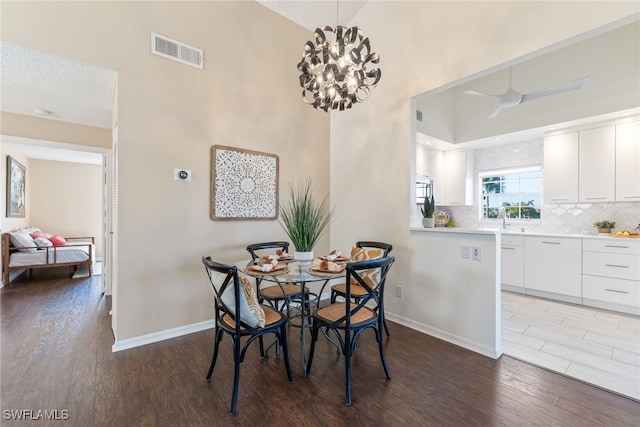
(0, 41), (116, 129)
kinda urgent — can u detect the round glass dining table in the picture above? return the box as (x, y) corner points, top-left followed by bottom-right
(240, 260), (346, 377)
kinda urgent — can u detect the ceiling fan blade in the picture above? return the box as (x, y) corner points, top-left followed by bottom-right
(488, 105), (502, 119)
(521, 76), (590, 103)
(462, 89), (500, 97)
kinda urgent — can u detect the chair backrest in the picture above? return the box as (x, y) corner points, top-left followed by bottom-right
(356, 241), (393, 257)
(341, 256), (395, 326)
(202, 256), (265, 330)
(246, 241), (290, 264)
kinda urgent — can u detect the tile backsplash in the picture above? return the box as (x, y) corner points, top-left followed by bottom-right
(442, 138), (640, 234)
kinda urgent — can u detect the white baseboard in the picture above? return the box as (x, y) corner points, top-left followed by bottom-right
(385, 311), (502, 359)
(112, 319), (215, 352)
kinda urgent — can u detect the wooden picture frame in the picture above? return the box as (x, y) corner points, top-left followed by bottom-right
(6, 156), (26, 218)
(211, 145), (279, 220)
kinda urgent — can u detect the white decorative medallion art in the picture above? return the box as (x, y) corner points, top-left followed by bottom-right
(211, 145), (279, 220)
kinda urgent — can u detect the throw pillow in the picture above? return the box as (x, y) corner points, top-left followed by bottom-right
(211, 270), (265, 328)
(9, 231), (37, 253)
(34, 237), (53, 248)
(49, 235), (67, 246)
(350, 246), (385, 287)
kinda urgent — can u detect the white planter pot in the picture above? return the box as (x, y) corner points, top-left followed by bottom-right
(422, 218), (435, 228)
(294, 250), (314, 264)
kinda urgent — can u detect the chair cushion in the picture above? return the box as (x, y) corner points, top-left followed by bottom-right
(211, 272), (266, 328)
(222, 305), (283, 329)
(349, 246), (384, 287)
(316, 302), (376, 325)
(260, 283), (302, 299)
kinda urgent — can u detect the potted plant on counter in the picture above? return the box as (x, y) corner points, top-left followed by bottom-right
(593, 220), (616, 234)
(421, 184), (435, 228)
(278, 178), (334, 263)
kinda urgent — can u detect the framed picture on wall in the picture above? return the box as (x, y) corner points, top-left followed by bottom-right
(6, 155), (26, 218)
(211, 145), (279, 220)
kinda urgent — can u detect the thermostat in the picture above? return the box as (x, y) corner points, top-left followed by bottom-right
(174, 169), (192, 181)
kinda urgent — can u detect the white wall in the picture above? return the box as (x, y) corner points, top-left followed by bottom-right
(30, 159), (102, 258)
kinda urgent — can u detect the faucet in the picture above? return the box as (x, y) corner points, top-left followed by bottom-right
(498, 207), (508, 230)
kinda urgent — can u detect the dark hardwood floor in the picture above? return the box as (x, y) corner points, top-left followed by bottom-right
(2, 268), (639, 426)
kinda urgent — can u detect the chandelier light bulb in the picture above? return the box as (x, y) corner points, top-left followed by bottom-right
(297, 25), (381, 112)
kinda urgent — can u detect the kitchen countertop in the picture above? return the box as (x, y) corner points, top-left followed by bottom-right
(411, 226), (640, 240)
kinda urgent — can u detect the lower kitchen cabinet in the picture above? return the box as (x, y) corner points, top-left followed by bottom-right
(523, 236), (582, 303)
(501, 235), (525, 293)
(582, 238), (640, 315)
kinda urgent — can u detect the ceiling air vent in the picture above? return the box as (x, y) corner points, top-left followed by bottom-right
(416, 110), (423, 121)
(151, 32), (203, 69)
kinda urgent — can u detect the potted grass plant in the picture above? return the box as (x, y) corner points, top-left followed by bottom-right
(278, 178), (334, 263)
(421, 184), (435, 228)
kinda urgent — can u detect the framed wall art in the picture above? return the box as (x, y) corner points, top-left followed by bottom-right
(211, 145), (279, 220)
(6, 155), (26, 218)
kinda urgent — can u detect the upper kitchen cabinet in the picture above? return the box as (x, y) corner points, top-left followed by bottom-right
(544, 117), (640, 204)
(615, 120), (640, 202)
(544, 132), (579, 203)
(416, 144), (431, 177)
(579, 125), (615, 202)
(429, 149), (474, 206)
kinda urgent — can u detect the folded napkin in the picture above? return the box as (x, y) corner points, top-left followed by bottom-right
(259, 263), (274, 272)
(314, 259), (342, 272)
(326, 250), (342, 261)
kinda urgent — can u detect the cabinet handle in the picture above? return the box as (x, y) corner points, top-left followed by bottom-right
(586, 197), (607, 200)
(501, 247), (516, 250)
(604, 264), (629, 269)
(551, 198), (569, 201)
(542, 241), (561, 245)
(605, 289), (629, 294)
(605, 245), (629, 249)
(623, 196), (640, 199)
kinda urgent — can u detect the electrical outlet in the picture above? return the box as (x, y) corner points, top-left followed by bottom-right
(395, 285), (403, 298)
(461, 245), (470, 259)
(174, 169), (191, 181)
(472, 246), (482, 261)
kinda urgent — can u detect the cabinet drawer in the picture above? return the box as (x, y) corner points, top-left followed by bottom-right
(583, 238), (640, 255)
(582, 252), (640, 281)
(582, 275), (640, 308)
(502, 235), (525, 247)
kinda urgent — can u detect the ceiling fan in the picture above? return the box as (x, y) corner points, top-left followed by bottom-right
(462, 68), (590, 118)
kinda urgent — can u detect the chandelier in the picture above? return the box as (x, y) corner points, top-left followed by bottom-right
(297, 24), (381, 112)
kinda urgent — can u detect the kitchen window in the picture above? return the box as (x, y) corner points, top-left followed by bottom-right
(480, 166), (542, 220)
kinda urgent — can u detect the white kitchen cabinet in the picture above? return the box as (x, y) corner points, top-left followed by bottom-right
(615, 120), (640, 202)
(430, 149), (473, 206)
(501, 235), (525, 293)
(524, 236), (582, 303)
(544, 132), (579, 203)
(579, 125), (615, 202)
(429, 149), (446, 205)
(582, 238), (639, 315)
(416, 144), (431, 177)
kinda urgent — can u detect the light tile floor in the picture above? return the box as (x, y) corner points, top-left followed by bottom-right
(501, 291), (640, 401)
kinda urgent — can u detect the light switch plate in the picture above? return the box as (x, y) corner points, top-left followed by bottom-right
(461, 245), (470, 259)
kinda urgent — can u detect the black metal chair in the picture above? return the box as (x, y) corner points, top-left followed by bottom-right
(306, 256), (395, 405)
(246, 242), (304, 317)
(330, 241), (393, 336)
(202, 256), (293, 414)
